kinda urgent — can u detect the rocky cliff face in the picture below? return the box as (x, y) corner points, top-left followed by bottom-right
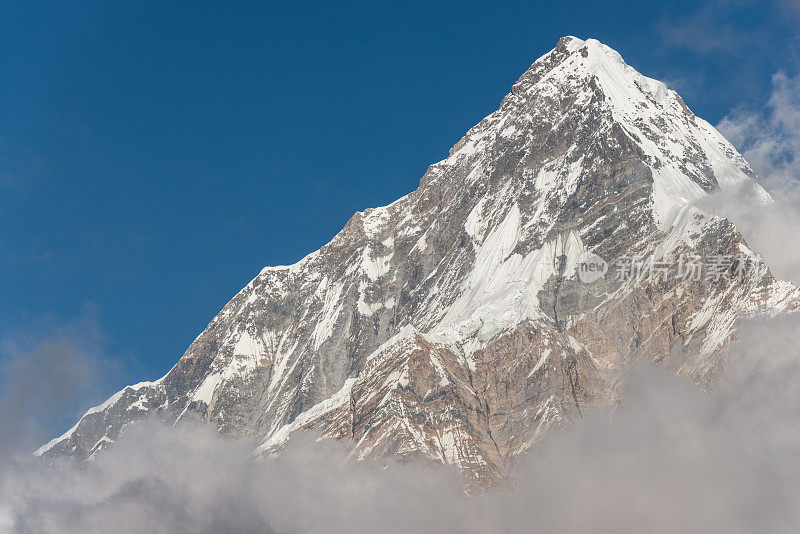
(38, 37), (799, 489)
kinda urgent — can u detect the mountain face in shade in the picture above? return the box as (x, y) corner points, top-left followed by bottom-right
(38, 37), (799, 489)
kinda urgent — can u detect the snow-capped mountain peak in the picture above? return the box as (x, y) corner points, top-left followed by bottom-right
(37, 37), (798, 489)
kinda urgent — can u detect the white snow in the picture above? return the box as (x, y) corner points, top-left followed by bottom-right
(436, 204), (585, 351)
(191, 372), (222, 404)
(232, 330), (265, 358)
(34, 387), (139, 456)
(528, 348), (552, 377)
(127, 394), (148, 412)
(362, 207), (391, 238)
(360, 246), (392, 281)
(311, 280), (345, 349)
(255, 377), (357, 454)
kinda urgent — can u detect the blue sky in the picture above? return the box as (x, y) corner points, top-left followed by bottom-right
(1, 0), (799, 405)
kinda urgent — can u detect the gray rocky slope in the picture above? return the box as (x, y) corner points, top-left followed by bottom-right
(38, 37), (799, 488)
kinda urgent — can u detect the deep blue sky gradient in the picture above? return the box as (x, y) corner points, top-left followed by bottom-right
(1, 1), (799, 394)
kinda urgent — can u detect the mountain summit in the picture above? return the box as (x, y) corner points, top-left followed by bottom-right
(38, 37), (799, 488)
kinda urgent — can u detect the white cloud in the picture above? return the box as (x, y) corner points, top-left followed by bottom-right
(698, 72), (800, 283)
(718, 71), (800, 193)
(0, 311), (120, 458)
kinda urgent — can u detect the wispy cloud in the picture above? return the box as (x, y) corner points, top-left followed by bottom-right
(719, 71), (800, 192)
(658, 20), (742, 57)
(701, 71), (800, 282)
(657, 0), (753, 56)
(0, 309), (120, 458)
(658, 0), (800, 60)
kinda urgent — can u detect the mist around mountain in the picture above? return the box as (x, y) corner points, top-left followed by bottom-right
(3, 314), (800, 533)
